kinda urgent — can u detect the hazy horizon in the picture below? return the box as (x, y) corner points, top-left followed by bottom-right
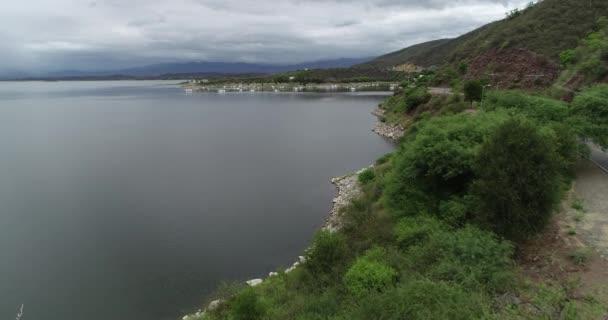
(0, 0), (530, 76)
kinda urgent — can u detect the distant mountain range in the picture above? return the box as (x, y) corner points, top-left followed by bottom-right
(3, 57), (373, 80)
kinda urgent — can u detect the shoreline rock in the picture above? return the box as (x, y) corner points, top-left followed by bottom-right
(371, 107), (404, 140)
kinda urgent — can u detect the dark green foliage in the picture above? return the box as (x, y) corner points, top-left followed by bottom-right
(571, 84), (608, 147)
(405, 87), (431, 112)
(357, 169), (375, 185)
(472, 119), (561, 240)
(304, 231), (348, 277)
(464, 80), (483, 106)
(458, 62), (468, 75)
(229, 289), (267, 320)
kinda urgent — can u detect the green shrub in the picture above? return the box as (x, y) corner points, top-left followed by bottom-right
(405, 87), (431, 112)
(438, 196), (473, 226)
(571, 84), (608, 148)
(304, 231), (348, 276)
(357, 169), (375, 185)
(560, 49), (578, 65)
(570, 248), (592, 265)
(482, 90), (570, 123)
(344, 248), (398, 297)
(394, 216), (445, 248)
(346, 279), (490, 320)
(473, 118), (561, 240)
(384, 112), (506, 216)
(375, 153), (392, 165)
(464, 80), (483, 106)
(572, 198), (585, 212)
(229, 289), (267, 320)
(402, 224), (513, 293)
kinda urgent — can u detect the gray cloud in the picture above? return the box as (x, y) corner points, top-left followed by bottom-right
(0, 0), (530, 74)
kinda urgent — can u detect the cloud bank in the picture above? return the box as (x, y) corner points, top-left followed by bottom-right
(0, 0), (530, 74)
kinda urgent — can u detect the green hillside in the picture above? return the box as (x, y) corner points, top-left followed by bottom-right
(358, 39), (451, 69)
(362, 0), (608, 68)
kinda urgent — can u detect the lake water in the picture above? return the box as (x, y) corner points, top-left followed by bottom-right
(0, 81), (394, 320)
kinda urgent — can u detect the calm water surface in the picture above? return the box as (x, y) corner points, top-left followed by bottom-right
(0, 81), (394, 320)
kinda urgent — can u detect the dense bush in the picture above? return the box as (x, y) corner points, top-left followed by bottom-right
(560, 49), (578, 65)
(357, 169), (375, 185)
(384, 112), (506, 216)
(404, 87), (431, 112)
(482, 90), (570, 123)
(394, 216), (445, 248)
(304, 231), (349, 277)
(464, 80), (483, 106)
(472, 119), (561, 240)
(571, 84), (608, 147)
(343, 248), (398, 297)
(229, 289), (267, 320)
(345, 279), (490, 320)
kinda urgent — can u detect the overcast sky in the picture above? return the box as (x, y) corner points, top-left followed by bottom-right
(0, 0), (530, 74)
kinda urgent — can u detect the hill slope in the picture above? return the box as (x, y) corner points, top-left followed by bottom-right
(362, 0), (608, 69)
(357, 39), (451, 69)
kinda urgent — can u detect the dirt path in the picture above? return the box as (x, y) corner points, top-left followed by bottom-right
(572, 161), (608, 258)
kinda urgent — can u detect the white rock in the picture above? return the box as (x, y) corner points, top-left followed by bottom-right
(268, 272), (279, 277)
(208, 299), (222, 311)
(246, 278), (263, 287)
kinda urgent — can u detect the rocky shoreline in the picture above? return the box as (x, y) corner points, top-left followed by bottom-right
(371, 107), (404, 140)
(182, 107), (390, 320)
(182, 169), (367, 320)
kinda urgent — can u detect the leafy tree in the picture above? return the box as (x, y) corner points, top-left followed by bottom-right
(472, 118), (561, 240)
(304, 230), (348, 276)
(463, 80), (483, 106)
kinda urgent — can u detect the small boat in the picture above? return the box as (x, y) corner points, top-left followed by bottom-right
(184, 88), (193, 94)
(218, 89), (226, 94)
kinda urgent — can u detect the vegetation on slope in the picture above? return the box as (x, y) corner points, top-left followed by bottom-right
(362, 0), (608, 69)
(558, 17), (608, 89)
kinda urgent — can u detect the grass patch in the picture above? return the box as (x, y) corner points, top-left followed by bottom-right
(570, 248), (592, 265)
(571, 198), (586, 212)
